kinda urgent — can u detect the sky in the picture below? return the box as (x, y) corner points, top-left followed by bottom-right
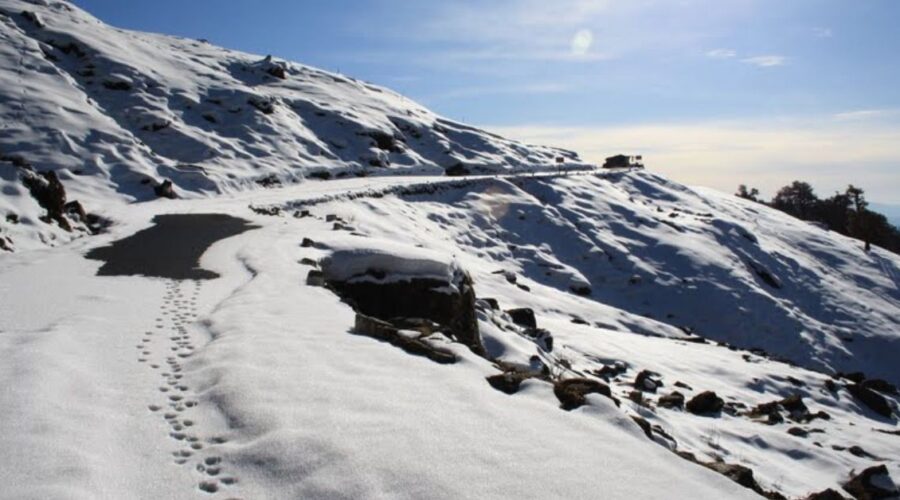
(73, 0), (900, 204)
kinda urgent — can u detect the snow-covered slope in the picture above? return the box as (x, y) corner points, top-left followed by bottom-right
(0, 0), (584, 250)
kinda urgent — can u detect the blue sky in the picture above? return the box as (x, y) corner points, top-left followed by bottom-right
(73, 0), (900, 203)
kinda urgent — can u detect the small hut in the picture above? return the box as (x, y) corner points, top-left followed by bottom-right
(603, 154), (644, 169)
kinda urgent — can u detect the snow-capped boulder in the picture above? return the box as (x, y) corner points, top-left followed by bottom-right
(320, 238), (483, 353)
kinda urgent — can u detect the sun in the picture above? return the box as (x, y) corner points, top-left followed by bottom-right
(571, 29), (593, 56)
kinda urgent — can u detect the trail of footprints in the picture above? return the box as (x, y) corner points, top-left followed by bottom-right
(141, 280), (239, 496)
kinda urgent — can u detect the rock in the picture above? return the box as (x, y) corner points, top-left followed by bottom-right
(788, 427), (809, 437)
(825, 379), (839, 392)
(445, 163), (469, 176)
(804, 489), (849, 500)
(750, 394), (822, 423)
(478, 297), (499, 310)
(353, 313), (456, 364)
(103, 79), (132, 91)
(154, 179), (177, 199)
(843, 465), (898, 499)
(554, 378), (618, 411)
(658, 391), (685, 410)
(631, 415), (653, 439)
(64, 200), (87, 221)
(523, 327), (553, 352)
(300, 237), (320, 248)
(266, 64), (286, 79)
(570, 315), (588, 325)
(20, 168), (71, 230)
(705, 462), (761, 491)
(861, 379), (898, 396)
(847, 445), (878, 459)
(248, 96), (275, 114)
(595, 361), (628, 380)
(328, 270), (482, 354)
(628, 390), (646, 406)
(686, 391), (724, 415)
(486, 372), (531, 395)
(635, 370), (661, 393)
(21, 10), (44, 28)
(299, 258), (318, 267)
(847, 383), (894, 418)
(570, 285), (591, 296)
(389, 317), (442, 336)
(837, 371), (867, 384)
(305, 270), (325, 287)
(780, 394), (810, 419)
(506, 308), (537, 328)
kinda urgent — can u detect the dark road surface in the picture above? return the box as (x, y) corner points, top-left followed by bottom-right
(86, 214), (258, 279)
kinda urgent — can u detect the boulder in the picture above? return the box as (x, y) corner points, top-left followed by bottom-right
(658, 391), (685, 410)
(780, 394), (810, 420)
(506, 308), (537, 329)
(328, 270), (482, 354)
(595, 361), (628, 380)
(704, 462), (761, 491)
(20, 168), (70, 230)
(353, 313), (456, 365)
(570, 284), (591, 296)
(843, 465), (898, 499)
(486, 372), (532, 395)
(635, 369), (661, 393)
(553, 378), (618, 410)
(861, 379), (898, 396)
(787, 427), (808, 437)
(524, 327), (553, 352)
(154, 179), (177, 199)
(686, 391), (724, 415)
(837, 372), (867, 384)
(477, 297), (499, 310)
(631, 415), (653, 439)
(445, 163), (469, 176)
(570, 315), (589, 325)
(305, 270), (325, 287)
(804, 489), (848, 500)
(847, 384), (893, 418)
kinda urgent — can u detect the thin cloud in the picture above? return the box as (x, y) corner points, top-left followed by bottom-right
(432, 82), (573, 100)
(813, 27), (833, 38)
(741, 55), (787, 67)
(833, 109), (899, 121)
(706, 48), (737, 59)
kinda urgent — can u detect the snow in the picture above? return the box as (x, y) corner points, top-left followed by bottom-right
(320, 236), (461, 285)
(1, 1), (899, 498)
(4, 170), (897, 498)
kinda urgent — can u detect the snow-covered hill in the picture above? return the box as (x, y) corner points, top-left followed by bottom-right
(1, 1), (899, 499)
(0, 0), (584, 250)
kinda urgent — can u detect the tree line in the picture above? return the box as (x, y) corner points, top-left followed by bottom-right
(736, 182), (900, 254)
